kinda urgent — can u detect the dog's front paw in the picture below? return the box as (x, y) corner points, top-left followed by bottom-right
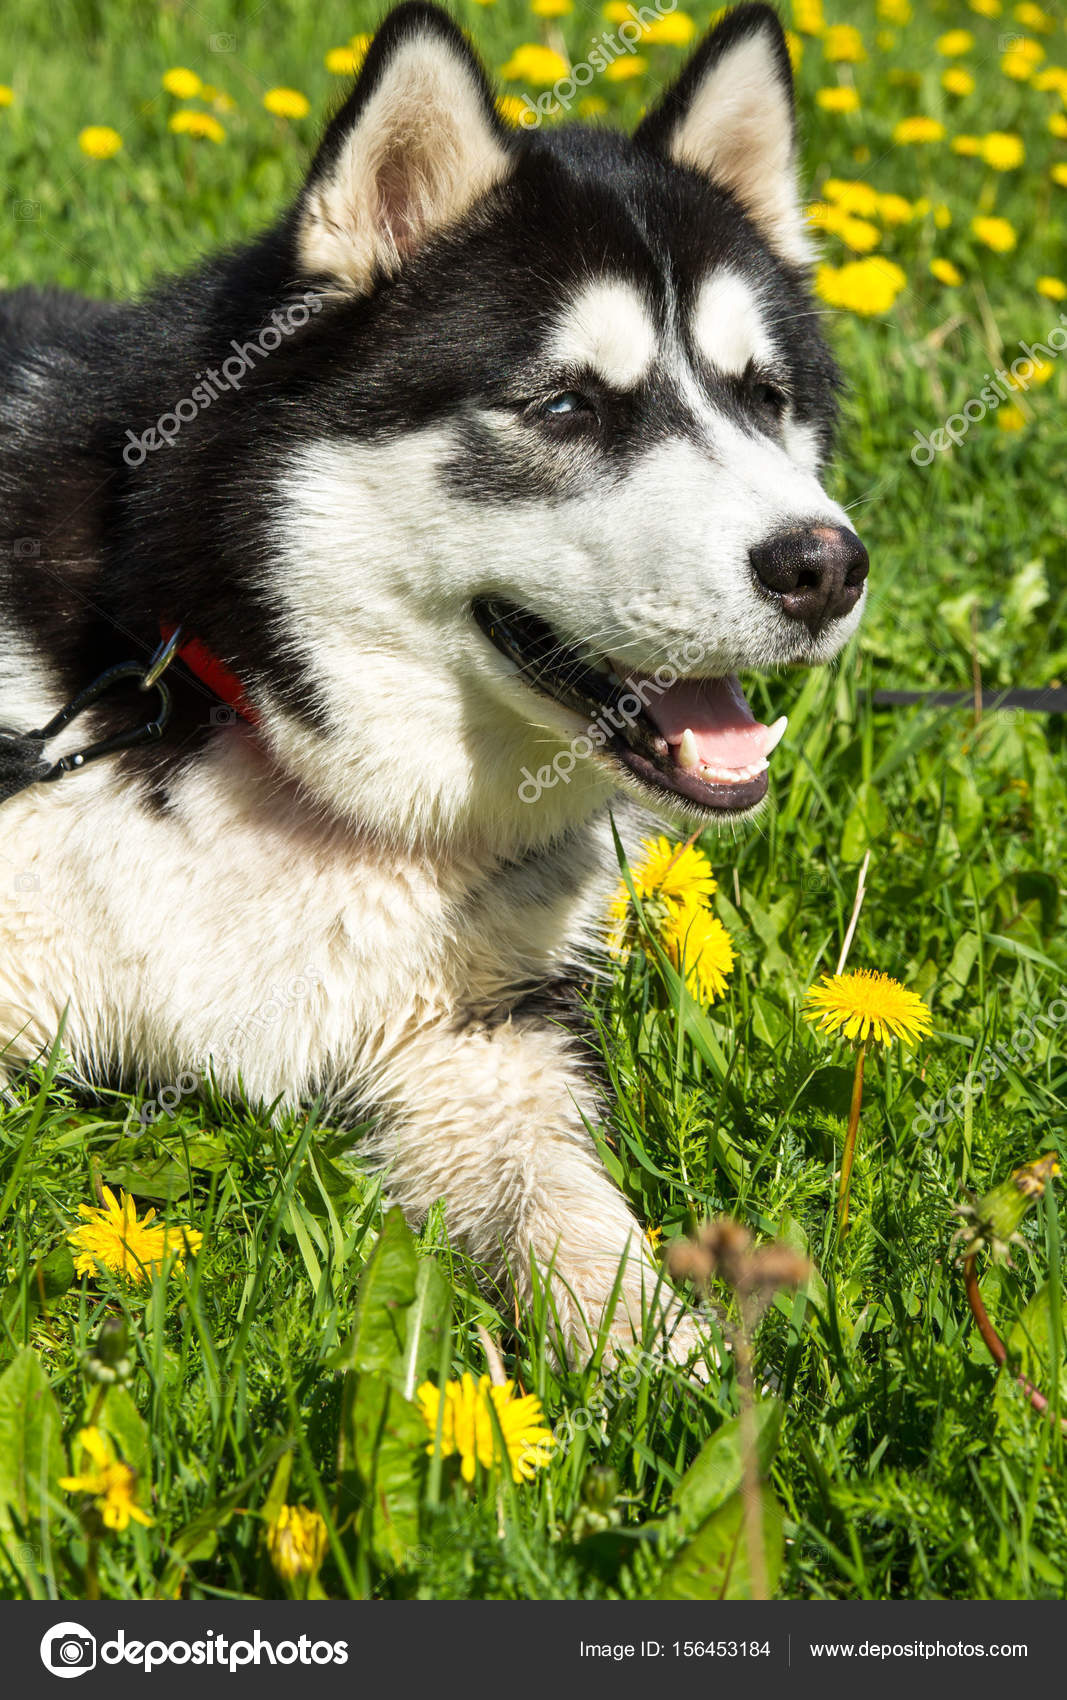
(549, 1265), (717, 1382)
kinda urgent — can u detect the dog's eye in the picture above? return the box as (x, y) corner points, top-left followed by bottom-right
(540, 391), (596, 421)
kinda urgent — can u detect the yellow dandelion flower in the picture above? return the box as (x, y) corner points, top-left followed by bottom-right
(931, 257), (963, 285)
(350, 33), (373, 54)
(942, 67), (976, 95)
(971, 213), (1017, 250)
(501, 44), (569, 85)
(604, 1), (636, 18)
(785, 30), (804, 69)
(643, 12), (696, 44)
(532, 0), (573, 14)
(631, 835), (719, 908)
(605, 55), (647, 80)
(59, 1428), (153, 1531)
(793, 0), (826, 38)
(981, 131), (1024, 168)
(1025, 358), (1054, 384)
(936, 29), (974, 55)
(823, 178), (879, 215)
(816, 86), (861, 112)
(1033, 66), (1067, 93)
(952, 133), (983, 154)
(893, 116), (945, 144)
(325, 46), (360, 74)
(579, 95), (608, 117)
(162, 67), (202, 99)
(934, 202), (952, 227)
(1037, 274), (1067, 299)
(1049, 111), (1067, 136)
(815, 256), (907, 315)
(877, 192), (914, 224)
(1002, 39), (1044, 79)
(67, 1185), (203, 1283)
(1014, 1), (1055, 29)
(804, 968), (932, 1047)
(497, 95), (529, 125)
(837, 214), (880, 251)
(823, 24), (865, 62)
(661, 900), (735, 1004)
(263, 87), (310, 120)
(997, 403), (1027, 431)
(810, 201), (877, 244)
(877, 0), (912, 22)
(266, 1505), (328, 1582)
(168, 109), (225, 142)
(645, 1224), (663, 1253)
(0, 86), (13, 108)
(1052, 162), (1067, 186)
(969, 0), (1001, 13)
(418, 1374), (555, 1483)
(78, 126), (122, 160)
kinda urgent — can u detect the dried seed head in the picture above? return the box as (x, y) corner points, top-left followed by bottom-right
(667, 1218), (810, 1305)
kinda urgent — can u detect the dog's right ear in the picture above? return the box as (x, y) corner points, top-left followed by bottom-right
(295, 3), (512, 293)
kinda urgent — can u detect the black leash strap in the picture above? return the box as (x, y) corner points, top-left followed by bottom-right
(0, 632), (180, 808)
(874, 688), (1067, 713)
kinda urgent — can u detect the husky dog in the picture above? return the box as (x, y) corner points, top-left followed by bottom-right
(0, 3), (866, 1361)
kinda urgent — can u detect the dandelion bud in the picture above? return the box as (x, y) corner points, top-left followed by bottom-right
(954, 1152), (1060, 1262)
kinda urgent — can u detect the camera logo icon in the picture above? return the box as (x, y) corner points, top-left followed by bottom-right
(40, 1622), (97, 1678)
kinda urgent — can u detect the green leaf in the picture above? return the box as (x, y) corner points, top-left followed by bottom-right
(0, 1349), (65, 1556)
(0, 1243), (76, 1332)
(672, 1400), (781, 1533)
(97, 1386), (151, 1485)
(994, 1281), (1067, 1426)
(339, 1208), (419, 1379)
(402, 1257), (451, 1402)
(337, 1209), (435, 1573)
(660, 1482), (784, 1600)
(841, 780), (889, 862)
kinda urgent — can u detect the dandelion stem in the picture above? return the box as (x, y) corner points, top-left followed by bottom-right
(962, 1252), (1067, 1432)
(837, 1037), (868, 1234)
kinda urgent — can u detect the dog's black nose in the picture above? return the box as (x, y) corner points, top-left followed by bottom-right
(750, 525), (869, 635)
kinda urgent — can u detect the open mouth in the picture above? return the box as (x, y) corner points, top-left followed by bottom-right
(473, 598), (787, 815)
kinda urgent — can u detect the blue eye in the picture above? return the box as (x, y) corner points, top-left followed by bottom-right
(542, 391), (589, 417)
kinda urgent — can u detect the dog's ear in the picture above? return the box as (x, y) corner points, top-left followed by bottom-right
(635, 3), (809, 267)
(295, 2), (512, 292)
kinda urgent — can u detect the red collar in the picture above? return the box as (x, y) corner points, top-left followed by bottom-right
(160, 624), (258, 725)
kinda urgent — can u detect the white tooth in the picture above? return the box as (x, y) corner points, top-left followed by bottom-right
(677, 728), (700, 771)
(764, 715), (788, 756)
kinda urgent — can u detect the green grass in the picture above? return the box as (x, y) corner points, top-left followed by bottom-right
(2, 0), (1066, 1602)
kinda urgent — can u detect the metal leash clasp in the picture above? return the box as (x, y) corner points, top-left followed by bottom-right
(0, 627), (183, 807)
(34, 628), (182, 782)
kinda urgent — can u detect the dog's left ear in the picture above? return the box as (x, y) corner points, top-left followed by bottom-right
(295, 2), (512, 292)
(635, 3), (809, 267)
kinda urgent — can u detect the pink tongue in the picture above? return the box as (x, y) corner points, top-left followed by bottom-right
(634, 674), (768, 768)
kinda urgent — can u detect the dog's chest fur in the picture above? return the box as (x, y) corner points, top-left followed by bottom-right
(0, 728), (609, 1105)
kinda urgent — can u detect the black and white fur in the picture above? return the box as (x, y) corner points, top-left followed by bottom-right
(0, 4), (864, 1361)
